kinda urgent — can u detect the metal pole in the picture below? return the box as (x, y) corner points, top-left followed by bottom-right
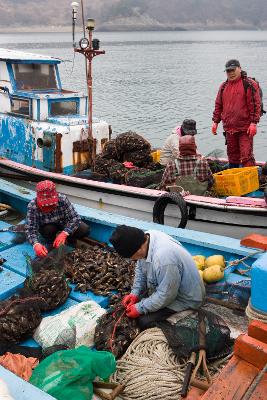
(87, 29), (93, 139)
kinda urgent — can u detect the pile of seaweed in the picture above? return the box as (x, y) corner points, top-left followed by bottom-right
(93, 131), (164, 187)
(63, 245), (135, 306)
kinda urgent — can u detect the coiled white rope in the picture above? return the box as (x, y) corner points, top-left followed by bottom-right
(111, 327), (187, 400)
(246, 301), (267, 323)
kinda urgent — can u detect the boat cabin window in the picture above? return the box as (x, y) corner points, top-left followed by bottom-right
(13, 63), (57, 90)
(10, 96), (31, 117)
(49, 100), (78, 116)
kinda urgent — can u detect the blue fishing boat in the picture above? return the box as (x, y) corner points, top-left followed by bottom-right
(0, 178), (267, 399)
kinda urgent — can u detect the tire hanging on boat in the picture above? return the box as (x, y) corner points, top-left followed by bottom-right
(153, 192), (188, 228)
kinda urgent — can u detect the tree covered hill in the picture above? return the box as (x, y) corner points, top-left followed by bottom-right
(1, 0), (267, 30)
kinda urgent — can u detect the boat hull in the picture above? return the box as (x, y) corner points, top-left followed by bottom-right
(0, 158), (266, 239)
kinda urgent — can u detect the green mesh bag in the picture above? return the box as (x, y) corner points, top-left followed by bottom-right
(30, 346), (116, 400)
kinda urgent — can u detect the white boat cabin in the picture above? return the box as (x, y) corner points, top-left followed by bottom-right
(0, 48), (109, 174)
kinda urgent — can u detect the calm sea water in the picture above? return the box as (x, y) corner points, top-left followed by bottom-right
(1, 30), (267, 160)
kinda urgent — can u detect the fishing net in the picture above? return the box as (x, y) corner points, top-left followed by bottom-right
(63, 246), (135, 307)
(206, 279), (251, 308)
(108, 162), (128, 184)
(208, 159), (229, 174)
(94, 304), (140, 358)
(157, 309), (232, 362)
(123, 149), (153, 167)
(125, 168), (164, 188)
(0, 296), (44, 343)
(115, 131), (151, 154)
(21, 247), (71, 311)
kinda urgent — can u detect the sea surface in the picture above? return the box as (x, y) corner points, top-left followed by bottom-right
(1, 30), (267, 160)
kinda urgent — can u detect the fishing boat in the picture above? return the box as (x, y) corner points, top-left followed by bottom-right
(0, 177), (267, 399)
(0, 48), (267, 239)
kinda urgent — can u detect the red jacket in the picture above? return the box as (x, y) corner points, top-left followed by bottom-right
(212, 76), (261, 133)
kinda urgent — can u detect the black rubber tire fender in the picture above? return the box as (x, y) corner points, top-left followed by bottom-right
(153, 192), (188, 228)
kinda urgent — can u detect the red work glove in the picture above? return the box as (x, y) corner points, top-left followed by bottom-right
(53, 231), (69, 248)
(247, 123), (257, 137)
(126, 304), (141, 319)
(212, 122), (218, 135)
(122, 294), (139, 308)
(33, 243), (48, 258)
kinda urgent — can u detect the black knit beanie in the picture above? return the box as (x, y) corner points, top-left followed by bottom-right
(109, 225), (146, 258)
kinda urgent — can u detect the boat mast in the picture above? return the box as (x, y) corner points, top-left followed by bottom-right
(71, 1), (105, 160)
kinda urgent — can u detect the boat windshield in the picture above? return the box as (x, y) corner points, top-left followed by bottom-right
(12, 63), (58, 90)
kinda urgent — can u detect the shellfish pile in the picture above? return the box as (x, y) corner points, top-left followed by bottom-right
(0, 296), (43, 343)
(23, 269), (71, 311)
(63, 246), (135, 306)
(92, 131), (157, 184)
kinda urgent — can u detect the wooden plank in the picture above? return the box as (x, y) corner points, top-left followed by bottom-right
(201, 356), (258, 400)
(234, 334), (267, 369)
(248, 321), (267, 344)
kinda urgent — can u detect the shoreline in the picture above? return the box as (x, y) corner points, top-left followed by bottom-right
(0, 26), (265, 34)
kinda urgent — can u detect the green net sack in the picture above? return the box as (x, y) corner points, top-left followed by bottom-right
(125, 168), (164, 188)
(30, 346), (116, 400)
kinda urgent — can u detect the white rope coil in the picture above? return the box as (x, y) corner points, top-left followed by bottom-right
(246, 301), (267, 323)
(111, 327), (187, 400)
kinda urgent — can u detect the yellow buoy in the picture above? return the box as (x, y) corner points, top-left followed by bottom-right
(192, 255), (206, 270)
(204, 255), (225, 269)
(203, 265), (224, 283)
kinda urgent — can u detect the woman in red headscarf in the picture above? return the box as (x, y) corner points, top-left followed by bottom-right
(25, 180), (89, 257)
(159, 136), (214, 193)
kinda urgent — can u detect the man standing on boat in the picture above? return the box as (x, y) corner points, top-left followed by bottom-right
(212, 59), (261, 168)
(160, 119), (197, 166)
(25, 180), (89, 258)
(109, 225), (205, 330)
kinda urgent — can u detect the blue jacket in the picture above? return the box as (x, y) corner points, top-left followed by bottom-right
(132, 230), (205, 314)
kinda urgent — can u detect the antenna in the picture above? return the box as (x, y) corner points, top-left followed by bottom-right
(71, 2), (79, 47)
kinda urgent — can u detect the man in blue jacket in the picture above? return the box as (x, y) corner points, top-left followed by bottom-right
(109, 225), (205, 330)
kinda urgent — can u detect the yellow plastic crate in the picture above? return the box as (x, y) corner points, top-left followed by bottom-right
(213, 166), (259, 196)
(151, 149), (161, 163)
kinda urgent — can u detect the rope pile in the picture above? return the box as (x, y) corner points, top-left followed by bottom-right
(246, 300), (267, 323)
(111, 328), (186, 400)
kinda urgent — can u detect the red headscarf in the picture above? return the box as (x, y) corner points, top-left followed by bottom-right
(36, 180), (59, 212)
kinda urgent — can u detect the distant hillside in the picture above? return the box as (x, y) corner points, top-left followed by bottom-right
(1, 0), (267, 30)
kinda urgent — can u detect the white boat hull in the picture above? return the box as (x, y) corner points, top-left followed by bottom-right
(0, 159), (266, 239)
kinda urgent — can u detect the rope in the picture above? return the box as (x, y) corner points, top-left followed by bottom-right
(246, 301), (267, 323)
(111, 328), (187, 400)
(109, 309), (126, 354)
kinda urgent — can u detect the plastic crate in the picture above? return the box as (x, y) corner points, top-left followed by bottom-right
(151, 149), (161, 163)
(214, 166), (259, 196)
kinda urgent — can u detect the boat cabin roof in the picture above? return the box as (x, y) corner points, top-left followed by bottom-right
(0, 48), (61, 64)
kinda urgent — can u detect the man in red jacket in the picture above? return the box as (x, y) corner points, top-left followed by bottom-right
(212, 59), (261, 168)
